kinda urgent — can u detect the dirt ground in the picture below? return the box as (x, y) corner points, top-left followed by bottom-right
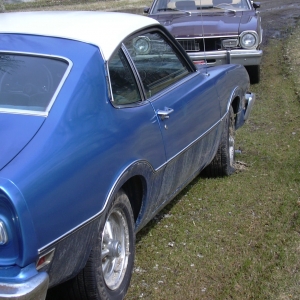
(259, 0), (300, 44)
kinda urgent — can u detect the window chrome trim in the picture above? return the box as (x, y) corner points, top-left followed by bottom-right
(121, 43), (148, 102)
(106, 46), (147, 108)
(107, 27), (196, 108)
(0, 51), (73, 117)
(120, 27), (195, 102)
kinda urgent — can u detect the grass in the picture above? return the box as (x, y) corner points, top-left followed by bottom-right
(285, 24), (300, 101)
(5, 1), (300, 298)
(4, 0), (152, 12)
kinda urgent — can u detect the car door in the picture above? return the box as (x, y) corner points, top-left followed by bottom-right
(122, 29), (222, 204)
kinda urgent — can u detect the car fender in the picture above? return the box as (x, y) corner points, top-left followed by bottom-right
(209, 64), (250, 128)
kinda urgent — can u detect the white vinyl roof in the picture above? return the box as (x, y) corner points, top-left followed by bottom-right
(0, 11), (159, 60)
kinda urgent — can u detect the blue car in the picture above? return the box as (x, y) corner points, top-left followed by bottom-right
(0, 11), (254, 300)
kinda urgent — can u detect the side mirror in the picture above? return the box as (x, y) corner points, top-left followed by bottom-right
(252, 2), (260, 9)
(144, 7), (150, 14)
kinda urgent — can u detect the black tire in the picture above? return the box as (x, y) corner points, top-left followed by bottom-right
(48, 190), (135, 300)
(203, 106), (236, 177)
(246, 65), (260, 84)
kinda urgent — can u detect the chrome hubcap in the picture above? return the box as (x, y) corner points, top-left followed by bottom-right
(101, 208), (129, 290)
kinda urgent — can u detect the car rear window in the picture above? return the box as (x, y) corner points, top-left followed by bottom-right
(0, 54), (69, 116)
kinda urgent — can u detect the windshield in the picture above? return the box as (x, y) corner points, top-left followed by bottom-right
(151, 0), (251, 14)
(0, 54), (69, 116)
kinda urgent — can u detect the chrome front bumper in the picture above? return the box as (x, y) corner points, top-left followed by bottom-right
(0, 272), (49, 300)
(244, 92), (256, 122)
(188, 49), (263, 66)
(235, 92), (256, 130)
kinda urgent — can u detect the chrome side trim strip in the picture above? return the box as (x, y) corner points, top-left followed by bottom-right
(159, 118), (223, 170)
(226, 86), (239, 112)
(188, 49), (263, 59)
(176, 35), (238, 40)
(156, 85), (241, 171)
(0, 108), (48, 117)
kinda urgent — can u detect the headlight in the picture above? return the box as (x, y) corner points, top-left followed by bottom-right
(239, 31), (259, 49)
(133, 36), (151, 55)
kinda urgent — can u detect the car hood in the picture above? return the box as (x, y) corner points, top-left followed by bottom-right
(0, 113), (45, 170)
(151, 11), (256, 38)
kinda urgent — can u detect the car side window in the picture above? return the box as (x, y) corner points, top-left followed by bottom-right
(109, 48), (142, 106)
(123, 31), (190, 98)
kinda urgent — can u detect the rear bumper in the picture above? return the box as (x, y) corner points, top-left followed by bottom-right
(0, 271), (49, 300)
(188, 49), (263, 67)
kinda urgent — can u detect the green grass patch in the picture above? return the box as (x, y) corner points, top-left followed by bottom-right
(4, 0), (152, 12)
(5, 1), (300, 298)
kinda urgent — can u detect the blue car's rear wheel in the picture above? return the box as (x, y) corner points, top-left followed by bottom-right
(48, 190), (135, 300)
(101, 192), (134, 292)
(84, 189), (135, 300)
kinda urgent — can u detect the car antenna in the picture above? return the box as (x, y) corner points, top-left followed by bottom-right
(199, 0), (209, 76)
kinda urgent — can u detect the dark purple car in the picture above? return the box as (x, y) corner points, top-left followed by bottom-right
(144, 0), (263, 83)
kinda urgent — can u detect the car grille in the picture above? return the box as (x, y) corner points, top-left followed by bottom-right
(177, 38), (223, 52)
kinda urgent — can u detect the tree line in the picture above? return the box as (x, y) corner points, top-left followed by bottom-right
(0, 0), (4, 12)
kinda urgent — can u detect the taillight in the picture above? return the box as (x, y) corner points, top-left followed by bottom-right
(36, 249), (55, 270)
(0, 220), (8, 245)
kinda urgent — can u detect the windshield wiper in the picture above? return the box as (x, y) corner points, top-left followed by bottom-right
(157, 7), (193, 15)
(157, 7), (178, 11)
(212, 5), (236, 13)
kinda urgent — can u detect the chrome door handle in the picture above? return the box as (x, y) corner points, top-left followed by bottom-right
(157, 107), (174, 120)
